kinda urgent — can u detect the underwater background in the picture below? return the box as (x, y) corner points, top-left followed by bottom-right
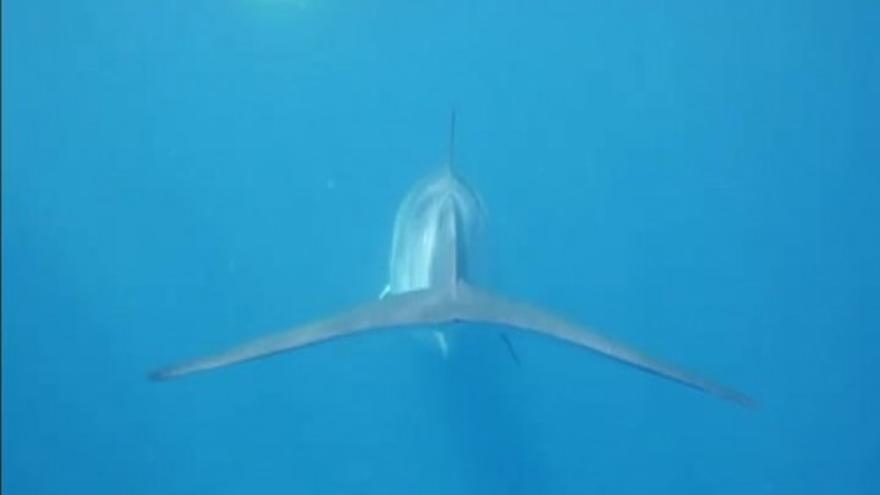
(3, 0), (879, 493)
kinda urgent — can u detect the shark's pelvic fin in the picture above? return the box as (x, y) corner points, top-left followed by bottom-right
(500, 332), (522, 366)
(433, 330), (450, 359)
(150, 283), (753, 407)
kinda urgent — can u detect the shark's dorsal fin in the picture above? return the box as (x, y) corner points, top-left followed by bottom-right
(439, 108), (461, 288)
(446, 109), (456, 174)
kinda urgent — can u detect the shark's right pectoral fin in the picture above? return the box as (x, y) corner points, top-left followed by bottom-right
(453, 284), (755, 407)
(149, 288), (454, 381)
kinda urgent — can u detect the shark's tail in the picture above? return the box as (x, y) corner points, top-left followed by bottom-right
(149, 282), (755, 408)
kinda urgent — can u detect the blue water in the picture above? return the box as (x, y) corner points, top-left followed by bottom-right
(4, 1), (879, 493)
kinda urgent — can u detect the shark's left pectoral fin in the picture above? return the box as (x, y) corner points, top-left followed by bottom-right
(453, 284), (755, 407)
(149, 288), (453, 381)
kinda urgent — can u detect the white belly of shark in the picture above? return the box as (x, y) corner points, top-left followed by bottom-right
(150, 152), (753, 407)
(385, 171), (485, 295)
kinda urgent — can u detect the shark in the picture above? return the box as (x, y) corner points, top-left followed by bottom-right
(150, 114), (753, 407)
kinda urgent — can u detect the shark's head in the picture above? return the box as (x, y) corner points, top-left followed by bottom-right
(387, 168), (487, 295)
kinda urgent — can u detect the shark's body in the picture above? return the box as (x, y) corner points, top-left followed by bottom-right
(386, 170), (485, 295)
(151, 121), (752, 406)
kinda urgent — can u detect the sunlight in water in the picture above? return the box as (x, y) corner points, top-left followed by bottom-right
(253, 0), (311, 8)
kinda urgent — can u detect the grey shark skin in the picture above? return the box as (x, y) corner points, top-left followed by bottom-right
(150, 131), (753, 407)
